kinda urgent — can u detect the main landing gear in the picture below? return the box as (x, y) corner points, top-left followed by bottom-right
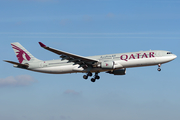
(83, 72), (92, 79)
(157, 64), (161, 71)
(83, 72), (100, 82)
(91, 72), (100, 82)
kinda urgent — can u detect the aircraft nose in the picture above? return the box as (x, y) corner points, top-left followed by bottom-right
(172, 54), (177, 60)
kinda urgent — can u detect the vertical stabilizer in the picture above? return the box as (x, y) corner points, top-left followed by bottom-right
(11, 42), (41, 64)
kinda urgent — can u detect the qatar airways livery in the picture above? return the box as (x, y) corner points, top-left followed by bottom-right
(4, 42), (177, 82)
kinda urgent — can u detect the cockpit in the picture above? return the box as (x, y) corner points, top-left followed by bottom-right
(167, 52), (172, 54)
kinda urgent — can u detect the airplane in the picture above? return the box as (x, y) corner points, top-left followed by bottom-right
(4, 42), (177, 82)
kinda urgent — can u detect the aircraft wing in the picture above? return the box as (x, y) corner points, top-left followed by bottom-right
(39, 42), (98, 67)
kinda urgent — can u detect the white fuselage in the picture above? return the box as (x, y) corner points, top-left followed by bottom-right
(23, 50), (177, 74)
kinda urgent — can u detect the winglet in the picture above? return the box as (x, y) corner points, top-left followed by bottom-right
(39, 42), (46, 47)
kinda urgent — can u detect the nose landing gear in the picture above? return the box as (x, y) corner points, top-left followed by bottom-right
(157, 64), (161, 71)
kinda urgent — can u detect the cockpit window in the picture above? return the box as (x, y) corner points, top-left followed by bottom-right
(167, 52), (172, 54)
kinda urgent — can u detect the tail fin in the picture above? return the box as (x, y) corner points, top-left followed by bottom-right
(11, 42), (41, 64)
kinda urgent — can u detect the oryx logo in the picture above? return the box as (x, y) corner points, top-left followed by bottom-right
(11, 44), (31, 63)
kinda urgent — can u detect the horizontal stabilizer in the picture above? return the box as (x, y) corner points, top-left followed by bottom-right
(4, 60), (29, 68)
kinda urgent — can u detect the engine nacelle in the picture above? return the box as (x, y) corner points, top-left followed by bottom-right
(101, 61), (114, 69)
(107, 68), (126, 75)
(93, 61), (123, 69)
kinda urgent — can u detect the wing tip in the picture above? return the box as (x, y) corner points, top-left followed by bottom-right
(39, 42), (46, 47)
(3, 60), (8, 62)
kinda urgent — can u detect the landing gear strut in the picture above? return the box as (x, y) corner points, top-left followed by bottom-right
(157, 64), (161, 71)
(91, 72), (100, 82)
(95, 72), (100, 80)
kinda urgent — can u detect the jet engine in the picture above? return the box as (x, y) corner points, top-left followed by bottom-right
(93, 61), (123, 69)
(101, 61), (114, 69)
(107, 68), (126, 75)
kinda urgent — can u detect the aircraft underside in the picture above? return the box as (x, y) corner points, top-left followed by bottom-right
(27, 61), (163, 82)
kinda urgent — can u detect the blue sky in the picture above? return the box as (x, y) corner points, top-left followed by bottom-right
(0, 0), (180, 120)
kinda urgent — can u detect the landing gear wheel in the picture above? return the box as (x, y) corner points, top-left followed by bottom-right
(83, 75), (88, 79)
(157, 68), (161, 71)
(91, 78), (96, 82)
(87, 72), (92, 77)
